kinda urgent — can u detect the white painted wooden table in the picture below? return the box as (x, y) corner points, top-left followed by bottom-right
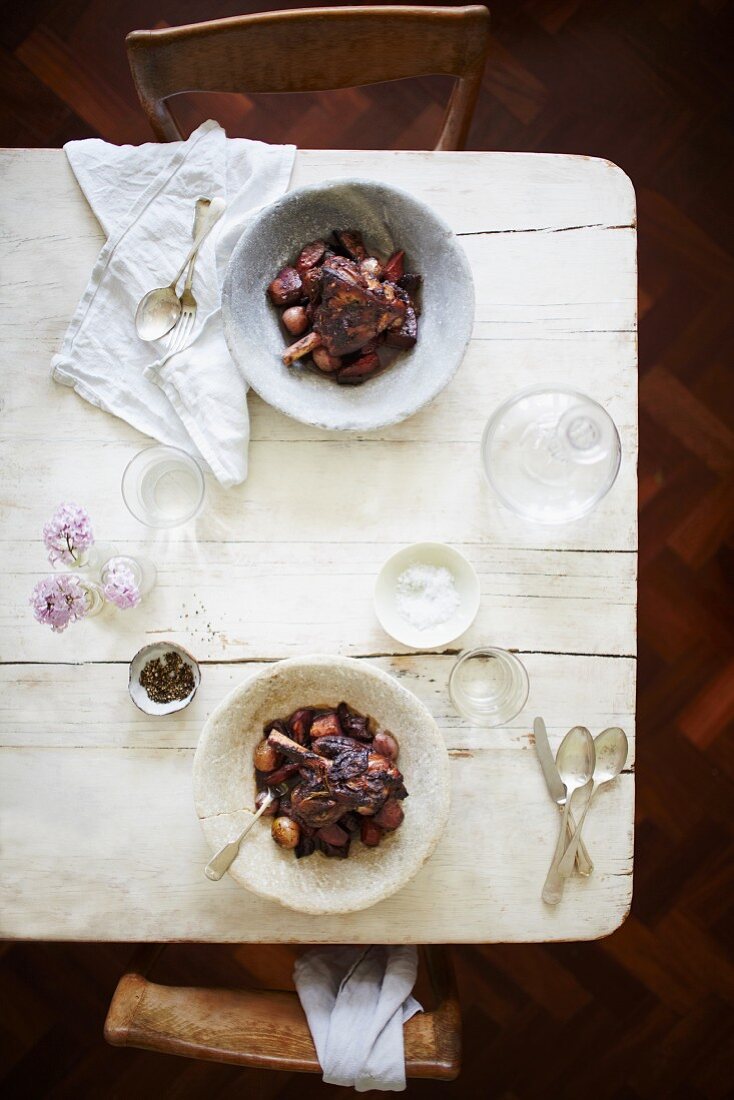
(0, 149), (637, 943)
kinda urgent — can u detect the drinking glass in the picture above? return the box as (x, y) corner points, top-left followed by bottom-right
(78, 579), (105, 617)
(448, 647), (529, 726)
(101, 555), (157, 598)
(481, 386), (621, 524)
(122, 445), (205, 528)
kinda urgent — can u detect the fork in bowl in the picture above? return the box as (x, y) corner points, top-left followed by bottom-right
(204, 783), (288, 881)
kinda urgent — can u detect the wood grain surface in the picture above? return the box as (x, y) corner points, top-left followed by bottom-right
(0, 147), (637, 943)
(1, 0), (732, 1097)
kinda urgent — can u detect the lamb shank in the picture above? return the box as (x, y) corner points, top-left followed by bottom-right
(254, 703), (408, 859)
(266, 229), (421, 386)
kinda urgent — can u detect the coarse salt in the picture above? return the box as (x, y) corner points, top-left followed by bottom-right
(395, 563), (460, 631)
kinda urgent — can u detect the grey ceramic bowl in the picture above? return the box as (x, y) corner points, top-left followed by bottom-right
(222, 178), (475, 431)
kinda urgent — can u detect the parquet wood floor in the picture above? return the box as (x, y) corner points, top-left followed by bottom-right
(2, 1), (733, 1097)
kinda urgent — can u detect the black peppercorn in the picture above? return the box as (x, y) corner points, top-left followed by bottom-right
(139, 651), (195, 704)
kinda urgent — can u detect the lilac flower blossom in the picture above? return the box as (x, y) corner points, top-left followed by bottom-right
(102, 559), (141, 610)
(43, 502), (94, 566)
(30, 574), (90, 633)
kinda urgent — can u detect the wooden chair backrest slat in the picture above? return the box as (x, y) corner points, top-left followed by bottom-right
(127, 5), (490, 149)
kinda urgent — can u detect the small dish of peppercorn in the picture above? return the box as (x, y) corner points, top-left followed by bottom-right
(129, 642), (200, 715)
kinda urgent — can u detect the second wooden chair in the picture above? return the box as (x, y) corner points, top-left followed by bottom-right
(127, 4), (490, 149)
(105, 943), (461, 1079)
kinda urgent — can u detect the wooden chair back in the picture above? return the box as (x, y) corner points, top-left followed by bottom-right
(126, 5), (490, 149)
(105, 943), (461, 1079)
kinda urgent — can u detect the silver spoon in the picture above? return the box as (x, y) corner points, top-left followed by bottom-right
(534, 716), (593, 876)
(556, 726), (628, 878)
(542, 726), (595, 906)
(136, 195), (225, 341)
(204, 783), (284, 881)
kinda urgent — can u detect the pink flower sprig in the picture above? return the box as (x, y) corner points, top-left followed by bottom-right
(103, 559), (141, 610)
(30, 574), (90, 633)
(43, 502), (94, 566)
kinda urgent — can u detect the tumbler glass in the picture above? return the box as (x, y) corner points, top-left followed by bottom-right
(448, 647), (529, 726)
(122, 445), (205, 528)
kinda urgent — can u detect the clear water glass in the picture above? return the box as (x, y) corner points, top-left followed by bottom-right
(481, 386), (622, 524)
(121, 445), (205, 528)
(449, 647), (529, 726)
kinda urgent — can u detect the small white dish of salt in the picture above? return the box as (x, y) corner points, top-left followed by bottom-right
(374, 543), (480, 649)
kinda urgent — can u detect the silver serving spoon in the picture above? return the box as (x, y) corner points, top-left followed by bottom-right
(136, 195), (225, 341)
(204, 783), (285, 882)
(556, 726), (628, 878)
(542, 726), (595, 906)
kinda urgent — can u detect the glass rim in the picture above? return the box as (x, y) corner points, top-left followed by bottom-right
(121, 444), (205, 528)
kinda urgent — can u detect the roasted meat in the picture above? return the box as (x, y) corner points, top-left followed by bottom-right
(337, 701), (371, 741)
(360, 819), (383, 847)
(267, 265), (303, 307)
(346, 751), (404, 815)
(296, 239), (327, 272)
(290, 773), (344, 828)
(322, 255), (362, 283)
(310, 711), (343, 739)
(267, 229), (421, 385)
(268, 728), (402, 816)
(384, 283), (418, 349)
(383, 249), (405, 282)
(361, 256), (383, 279)
(288, 708), (314, 743)
(314, 266), (404, 357)
(384, 304), (417, 349)
(333, 229), (367, 261)
(337, 351), (381, 385)
(258, 703), (408, 858)
(301, 267), (323, 303)
(261, 761), (300, 786)
(398, 272), (422, 302)
(266, 727), (325, 771)
(373, 798), (405, 831)
(311, 734), (370, 772)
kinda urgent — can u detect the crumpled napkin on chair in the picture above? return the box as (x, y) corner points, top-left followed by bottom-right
(294, 945), (422, 1092)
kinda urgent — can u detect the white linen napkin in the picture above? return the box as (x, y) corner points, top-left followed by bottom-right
(294, 945), (422, 1092)
(52, 120), (295, 487)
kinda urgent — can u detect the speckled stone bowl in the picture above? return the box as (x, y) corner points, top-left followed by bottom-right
(193, 655), (450, 914)
(221, 178), (475, 431)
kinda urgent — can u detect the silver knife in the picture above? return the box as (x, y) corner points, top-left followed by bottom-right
(533, 716), (593, 876)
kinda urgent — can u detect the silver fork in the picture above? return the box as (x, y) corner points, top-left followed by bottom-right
(166, 197), (214, 355)
(204, 783), (288, 881)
